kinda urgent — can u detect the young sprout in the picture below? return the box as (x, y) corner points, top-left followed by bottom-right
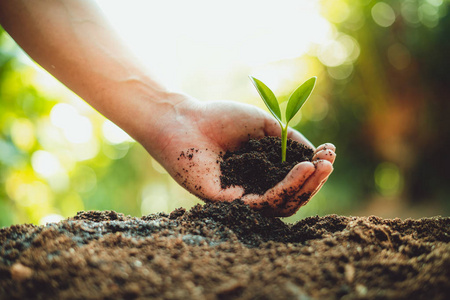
(249, 76), (317, 163)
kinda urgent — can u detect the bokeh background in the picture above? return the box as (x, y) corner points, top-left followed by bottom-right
(1, 0), (449, 227)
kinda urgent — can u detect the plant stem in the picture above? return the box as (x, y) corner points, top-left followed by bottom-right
(281, 124), (288, 163)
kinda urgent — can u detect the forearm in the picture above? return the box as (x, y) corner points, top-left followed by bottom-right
(0, 0), (180, 144)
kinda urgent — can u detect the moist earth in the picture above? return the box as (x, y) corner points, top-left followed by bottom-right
(1, 200), (449, 299)
(220, 137), (314, 195)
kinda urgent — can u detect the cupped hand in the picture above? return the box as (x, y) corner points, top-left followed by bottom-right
(144, 95), (335, 217)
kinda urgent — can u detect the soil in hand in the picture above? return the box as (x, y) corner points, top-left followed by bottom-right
(1, 200), (449, 299)
(220, 136), (314, 195)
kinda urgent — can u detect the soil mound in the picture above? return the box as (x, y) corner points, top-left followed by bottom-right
(1, 200), (449, 299)
(220, 137), (314, 195)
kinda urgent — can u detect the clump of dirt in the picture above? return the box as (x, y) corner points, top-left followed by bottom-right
(1, 200), (449, 299)
(220, 137), (314, 195)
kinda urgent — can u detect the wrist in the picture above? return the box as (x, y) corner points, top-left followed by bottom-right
(128, 86), (200, 156)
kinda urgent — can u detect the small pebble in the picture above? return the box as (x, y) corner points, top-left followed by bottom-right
(355, 284), (368, 296)
(11, 263), (33, 281)
(344, 264), (355, 283)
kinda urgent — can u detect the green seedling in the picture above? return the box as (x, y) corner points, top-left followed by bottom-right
(249, 75), (317, 163)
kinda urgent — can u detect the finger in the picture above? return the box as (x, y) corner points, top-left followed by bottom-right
(260, 175), (329, 218)
(310, 174), (331, 198)
(312, 149), (336, 164)
(315, 143), (336, 153)
(241, 161), (315, 210)
(291, 159), (334, 208)
(276, 160), (333, 216)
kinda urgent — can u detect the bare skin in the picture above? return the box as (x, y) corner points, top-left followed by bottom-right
(0, 0), (335, 217)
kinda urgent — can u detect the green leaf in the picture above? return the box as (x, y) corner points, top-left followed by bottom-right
(249, 76), (282, 123)
(285, 76), (317, 123)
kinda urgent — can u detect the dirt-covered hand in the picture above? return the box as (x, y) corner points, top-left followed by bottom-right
(145, 96), (335, 218)
(247, 143), (336, 217)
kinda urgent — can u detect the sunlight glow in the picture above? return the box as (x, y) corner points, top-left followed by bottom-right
(371, 2), (396, 28)
(318, 34), (360, 67)
(141, 183), (169, 214)
(31, 150), (62, 178)
(50, 103), (93, 144)
(70, 140), (100, 161)
(10, 118), (35, 151)
(47, 171), (70, 192)
(96, 0), (334, 92)
(324, 1), (350, 24)
(250, 61), (307, 95)
(14, 181), (53, 208)
(39, 214), (65, 225)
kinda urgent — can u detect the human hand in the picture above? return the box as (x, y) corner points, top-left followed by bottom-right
(144, 95), (335, 217)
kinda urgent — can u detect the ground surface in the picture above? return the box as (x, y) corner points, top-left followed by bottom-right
(1, 200), (449, 299)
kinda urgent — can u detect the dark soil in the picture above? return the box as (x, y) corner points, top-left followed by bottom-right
(220, 137), (314, 195)
(1, 200), (449, 299)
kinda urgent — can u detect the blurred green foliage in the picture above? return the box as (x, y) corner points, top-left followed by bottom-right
(287, 0), (450, 221)
(1, 0), (449, 227)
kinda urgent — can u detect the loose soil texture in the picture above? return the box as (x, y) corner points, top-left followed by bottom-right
(220, 137), (314, 195)
(1, 200), (449, 299)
